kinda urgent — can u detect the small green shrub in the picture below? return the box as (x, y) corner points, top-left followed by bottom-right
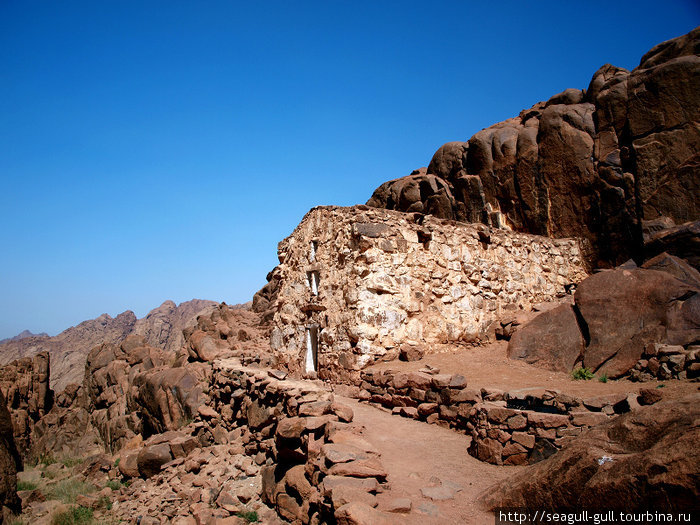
(237, 510), (259, 523)
(113, 458), (120, 468)
(96, 495), (112, 510)
(657, 383), (665, 388)
(51, 506), (94, 525)
(38, 454), (57, 466)
(60, 457), (84, 468)
(45, 480), (97, 504)
(105, 480), (122, 491)
(571, 367), (595, 380)
(598, 372), (608, 383)
(17, 480), (38, 491)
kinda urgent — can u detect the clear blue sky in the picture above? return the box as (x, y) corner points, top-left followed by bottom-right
(1, 1), (698, 339)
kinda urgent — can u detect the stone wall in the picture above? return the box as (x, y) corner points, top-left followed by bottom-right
(265, 205), (588, 380)
(357, 368), (652, 466)
(208, 359), (390, 524)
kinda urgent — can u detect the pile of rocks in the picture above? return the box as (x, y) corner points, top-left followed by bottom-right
(480, 395), (700, 512)
(209, 358), (392, 524)
(113, 441), (280, 524)
(630, 343), (700, 381)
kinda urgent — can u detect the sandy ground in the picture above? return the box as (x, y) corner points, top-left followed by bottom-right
(367, 340), (699, 401)
(343, 341), (698, 523)
(338, 396), (516, 524)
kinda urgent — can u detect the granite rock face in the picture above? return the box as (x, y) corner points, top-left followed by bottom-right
(0, 352), (53, 457)
(508, 261), (700, 378)
(367, 27), (700, 267)
(0, 389), (21, 518)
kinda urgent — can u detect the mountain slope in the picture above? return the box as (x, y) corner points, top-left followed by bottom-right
(0, 299), (216, 392)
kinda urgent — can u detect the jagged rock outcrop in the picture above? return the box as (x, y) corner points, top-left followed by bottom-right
(480, 395), (700, 512)
(82, 334), (212, 452)
(0, 352), (53, 457)
(0, 311), (137, 392)
(28, 383), (102, 461)
(0, 299), (216, 393)
(131, 299), (216, 355)
(367, 27), (700, 267)
(183, 303), (272, 367)
(508, 254), (700, 378)
(0, 389), (22, 520)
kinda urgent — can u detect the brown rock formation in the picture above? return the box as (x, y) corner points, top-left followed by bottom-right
(0, 389), (21, 519)
(508, 264), (700, 378)
(480, 395), (700, 512)
(182, 303), (272, 367)
(131, 299), (217, 356)
(0, 352), (53, 457)
(367, 27), (700, 267)
(0, 299), (216, 393)
(507, 304), (585, 372)
(0, 311), (137, 392)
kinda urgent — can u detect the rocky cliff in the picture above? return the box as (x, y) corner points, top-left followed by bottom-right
(367, 28), (700, 267)
(0, 299), (216, 393)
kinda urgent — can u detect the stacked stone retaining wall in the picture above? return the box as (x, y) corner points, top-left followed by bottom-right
(209, 359), (389, 524)
(358, 368), (645, 466)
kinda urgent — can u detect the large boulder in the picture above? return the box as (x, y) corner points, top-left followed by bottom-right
(508, 264), (700, 378)
(0, 390), (21, 518)
(577, 268), (699, 377)
(644, 221), (700, 271)
(366, 27), (700, 267)
(507, 304), (585, 372)
(130, 366), (205, 435)
(480, 395), (700, 512)
(366, 168), (460, 220)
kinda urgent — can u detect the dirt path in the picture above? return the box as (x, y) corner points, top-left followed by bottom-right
(337, 396), (520, 524)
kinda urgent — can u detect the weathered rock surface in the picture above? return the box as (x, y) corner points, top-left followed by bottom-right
(131, 299), (217, 357)
(507, 304), (585, 372)
(367, 27), (700, 267)
(578, 269), (700, 377)
(0, 352), (53, 457)
(480, 395), (700, 512)
(0, 299), (215, 392)
(0, 389), (22, 518)
(508, 263), (700, 377)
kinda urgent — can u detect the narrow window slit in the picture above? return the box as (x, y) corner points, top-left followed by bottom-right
(307, 270), (320, 296)
(305, 325), (319, 373)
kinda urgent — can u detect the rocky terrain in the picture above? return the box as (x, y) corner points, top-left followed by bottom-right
(1, 27), (699, 525)
(367, 27), (700, 268)
(0, 331), (49, 346)
(0, 299), (216, 392)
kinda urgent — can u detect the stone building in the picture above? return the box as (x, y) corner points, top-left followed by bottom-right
(265, 205), (588, 380)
